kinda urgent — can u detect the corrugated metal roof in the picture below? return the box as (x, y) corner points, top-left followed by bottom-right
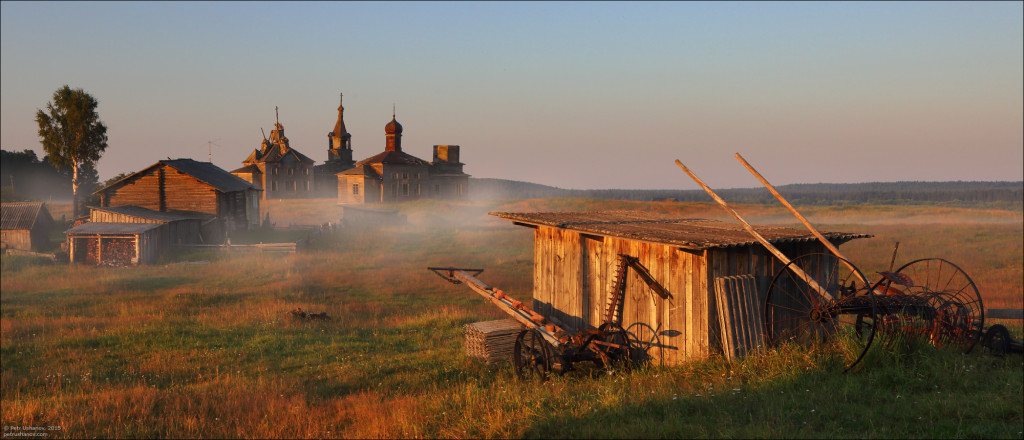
(1, 202), (50, 230)
(66, 222), (163, 235)
(490, 210), (870, 251)
(88, 205), (211, 222)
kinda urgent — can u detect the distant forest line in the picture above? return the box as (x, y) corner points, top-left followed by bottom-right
(470, 178), (1024, 211)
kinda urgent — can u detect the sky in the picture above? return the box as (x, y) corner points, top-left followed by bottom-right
(1, 1), (1021, 190)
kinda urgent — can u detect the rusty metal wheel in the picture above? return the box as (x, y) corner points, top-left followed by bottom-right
(895, 258), (984, 353)
(596, 322), (633, 374)
(983, 324), (1011, 357)
(764, 253), (877, 372)
(513, 329), (551, 382)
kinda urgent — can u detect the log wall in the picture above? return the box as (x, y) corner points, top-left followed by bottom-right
(102, 167), (219, 215)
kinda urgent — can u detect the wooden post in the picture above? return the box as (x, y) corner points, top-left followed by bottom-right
(734, 153), (871, 285)
(674, 159), (834, 302)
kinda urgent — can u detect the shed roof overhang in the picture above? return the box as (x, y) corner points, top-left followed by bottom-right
(491, 210), (871, 251)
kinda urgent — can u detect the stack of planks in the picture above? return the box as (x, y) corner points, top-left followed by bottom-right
(464, 319), (525, 364)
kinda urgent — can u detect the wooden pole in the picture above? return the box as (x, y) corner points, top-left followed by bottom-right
(734, 153), (871, 286)
(674, 159), (834, 302)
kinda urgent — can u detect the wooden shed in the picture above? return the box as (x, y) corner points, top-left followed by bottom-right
(93, 159), (262, 241)
(1, 202), (54, 251)
(66, 222), (163, 265)
(491, 210), (869, 365)
(87, 205), (211, 245)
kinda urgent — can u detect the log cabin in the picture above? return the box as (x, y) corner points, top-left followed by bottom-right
(94, 159), (261, 241)
(490, 210), (870, 365)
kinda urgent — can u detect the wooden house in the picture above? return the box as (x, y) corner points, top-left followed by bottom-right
(1, 202), (54, 251)
(94, 159), (261, 241)
(491, 210), (869, 365)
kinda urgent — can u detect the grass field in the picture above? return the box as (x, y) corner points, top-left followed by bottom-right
(1, 198), (1021, 438)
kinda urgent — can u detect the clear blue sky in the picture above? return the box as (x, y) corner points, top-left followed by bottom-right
(2, 1), (1021, 189)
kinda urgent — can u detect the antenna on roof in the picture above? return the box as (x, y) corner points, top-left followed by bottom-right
(393, 103), (396, 119)
(207, 139), (221, 162)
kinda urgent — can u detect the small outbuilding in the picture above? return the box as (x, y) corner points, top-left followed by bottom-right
(1, 202), (54, 251)
(491, 210), (869, 365)
(66, 222), (163, 266)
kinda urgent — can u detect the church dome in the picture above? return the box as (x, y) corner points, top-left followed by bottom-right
(385, 116), (403, 135)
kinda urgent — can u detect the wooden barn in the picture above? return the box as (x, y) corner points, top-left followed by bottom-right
(66, 222), (163, 265)
(491, 210), (869, 365)
(93, 159), (262, 242)
(1, 202), (54, 251)
(87, 205), (211, 245)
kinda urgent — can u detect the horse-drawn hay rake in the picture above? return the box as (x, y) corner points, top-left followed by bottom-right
(429, 254), (670, 381)
(679, 154), (986, 371)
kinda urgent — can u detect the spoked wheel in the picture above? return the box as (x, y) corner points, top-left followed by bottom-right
(895, 258), (984, 353)
(595, 322), (633, 374)
(764, 253), (877, 372)
(513, 329), (552, 382)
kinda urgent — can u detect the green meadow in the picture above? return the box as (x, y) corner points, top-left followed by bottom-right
(1, 199), (1021, 438)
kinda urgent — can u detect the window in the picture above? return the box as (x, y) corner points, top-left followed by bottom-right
(288, 168), (294, 176)
(416, 183), (421, 195)
(271, 180), (277, 191)
(392, 182), (397, 196)
(434, 184), (440, 194)
(393, 172), (398, 179)
(290, 181), (296, 191)
(273, 168), (278, 176)
(458, 183), (464, 196)
(403, 172), (409, 179)
(402, 183), (409, 196)
(303, 181), (308, 191)
(353, 183), (360, 195)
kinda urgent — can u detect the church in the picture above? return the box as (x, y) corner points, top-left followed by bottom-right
(232, 108), (317, 200)
(234, 93), (469, 204)
(324, 94), (469, 204)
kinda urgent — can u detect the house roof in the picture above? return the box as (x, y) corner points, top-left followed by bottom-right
(1, 202), (52, 230)
(355, 150), (430, 167)
(66, 222), (163, 235)
(490, 210), (871, 251)
(243, 143), (315, 165)
(231, 164), (262, 174)
(88, 205), (213, 223)
(338, 165), (382, 178)
(94, 159), (260, 195)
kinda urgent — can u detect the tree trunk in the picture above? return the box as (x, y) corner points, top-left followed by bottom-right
(71, 162), (80, 218)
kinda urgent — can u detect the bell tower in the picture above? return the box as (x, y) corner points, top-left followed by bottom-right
(327, 93), (354, 165)
(384, 106), (403, 152)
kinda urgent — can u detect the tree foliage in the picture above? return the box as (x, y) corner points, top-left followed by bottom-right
(35, 85), (108, 217)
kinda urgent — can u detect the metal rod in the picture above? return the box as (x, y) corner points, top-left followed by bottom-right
(674, 159), (834, 302)
(734, 153), (872, 286)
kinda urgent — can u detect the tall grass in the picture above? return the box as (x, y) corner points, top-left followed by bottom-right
(1, 199), (1021, 438)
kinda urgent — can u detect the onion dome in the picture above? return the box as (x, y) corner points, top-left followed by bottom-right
(385, 115), (403, 135)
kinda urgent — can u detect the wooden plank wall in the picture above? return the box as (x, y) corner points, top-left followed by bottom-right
(532, 226), (712, 366)
(530, 227), (846, 365)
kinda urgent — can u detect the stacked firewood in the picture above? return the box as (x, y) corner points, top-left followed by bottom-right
(464, 319), (524, 364)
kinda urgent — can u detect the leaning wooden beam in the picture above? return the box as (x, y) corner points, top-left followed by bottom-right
(734, 153), (872, 286)
(447, 269), (566, 347)
(674, 159), (834, 302)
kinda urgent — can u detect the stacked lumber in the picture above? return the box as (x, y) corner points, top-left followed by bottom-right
(464, 319), (524, 364)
